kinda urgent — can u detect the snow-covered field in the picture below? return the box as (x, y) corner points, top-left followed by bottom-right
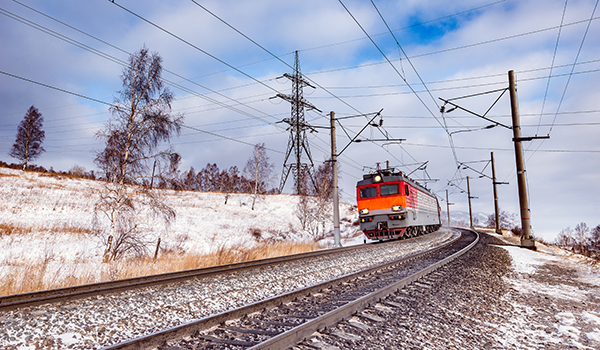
(495, 234), (600, 348)
(0, 167), (359, 284)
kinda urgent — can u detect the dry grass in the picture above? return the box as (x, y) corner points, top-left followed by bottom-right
(45, 223), (94, 237)
(0, 222), (32, 236)
(0, 241), (322, 297)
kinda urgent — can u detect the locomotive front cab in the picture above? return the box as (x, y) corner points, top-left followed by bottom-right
(356, 171), (409, 240)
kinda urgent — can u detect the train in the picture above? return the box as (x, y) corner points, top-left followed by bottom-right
(356, 168), (441, 241)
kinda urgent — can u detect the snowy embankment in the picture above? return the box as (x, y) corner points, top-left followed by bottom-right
(0, 167), (359, 283)
(494, 233), (600, 347)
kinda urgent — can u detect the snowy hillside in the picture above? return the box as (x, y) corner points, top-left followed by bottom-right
(0, 167), (360, 283)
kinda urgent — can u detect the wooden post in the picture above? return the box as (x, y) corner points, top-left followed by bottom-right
(153, 237), (161, 261)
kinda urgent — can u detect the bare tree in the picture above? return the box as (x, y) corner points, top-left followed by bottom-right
(574, 222), (590, 254)
(94, 46), (183, 262)
(243, 143), (275, 210)
(555, 226), (574, 248)
(9, 105), (45, 170)
(590, 225), (600, 256)
(486, 209), (517, 231)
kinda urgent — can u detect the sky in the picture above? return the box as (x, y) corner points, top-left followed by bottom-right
(0, 0), (598, 241)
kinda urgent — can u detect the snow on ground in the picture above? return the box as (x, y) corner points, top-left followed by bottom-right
(0, 167), (360, 283)
(492, 233), (600, 348)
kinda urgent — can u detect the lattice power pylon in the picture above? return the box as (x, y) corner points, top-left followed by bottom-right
(276, 51), (321, 195)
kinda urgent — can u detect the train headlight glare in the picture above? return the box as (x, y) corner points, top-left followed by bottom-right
(392, 205), (402, 211)
(360, 208), (369, 215)
(373, 175), (382, 182)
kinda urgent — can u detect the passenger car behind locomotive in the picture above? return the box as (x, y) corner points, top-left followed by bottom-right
(357, 169), (441, 241)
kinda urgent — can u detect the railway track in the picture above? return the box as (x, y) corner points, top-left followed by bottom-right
(0, 239), (386, 312)
(101, 228), (477, 350)
(0, 229), (454, 312)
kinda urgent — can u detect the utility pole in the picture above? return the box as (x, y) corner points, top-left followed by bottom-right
(327, 108), (390, 248)
(467, 176), (474, 229)
(446, 189), (453, 226)
(508, 70), (535, 249)
(490, 152), (505, 234)
(491, 152), (501, 234)
(330, 111), (341, 248)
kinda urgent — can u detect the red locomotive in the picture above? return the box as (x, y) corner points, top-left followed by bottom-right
(356, 168), (441, 241)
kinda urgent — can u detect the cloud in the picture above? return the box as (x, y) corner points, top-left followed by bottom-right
(0, 0), (598, 241)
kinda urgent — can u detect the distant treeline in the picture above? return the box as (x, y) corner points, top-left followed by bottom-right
(156, 163), (278, 195)
(0, 160), (277, 195)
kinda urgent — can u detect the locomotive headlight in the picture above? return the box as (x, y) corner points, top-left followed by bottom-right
(360, 208), (369, 215)
(392, 205), (402, 211)
(373, 174), (382, 183)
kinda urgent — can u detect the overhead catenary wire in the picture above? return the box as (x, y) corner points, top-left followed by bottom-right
(536, 0), (569, 135)
(187, 0), (419, 173)
(305, 15), (600, 77)
(337, 0), (447, 132)
(548, 0), (599, 135)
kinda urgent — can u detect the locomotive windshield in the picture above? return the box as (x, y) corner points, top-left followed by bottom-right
(380, 184), (399, 196)
(359, 186), (377, 198)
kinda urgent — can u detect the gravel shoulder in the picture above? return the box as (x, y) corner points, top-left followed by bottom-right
(0, 229), (456, 350)
(302, 231), (600, 349)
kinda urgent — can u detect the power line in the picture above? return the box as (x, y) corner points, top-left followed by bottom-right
(304, 16), (600, 77)
(370, 0), (440, 111)
(188, 0), (416, 172)
(402, 141), (600, 153)
(0, 70), (113, 106)
(536, 0), (569, 135)
(337, 0), (447, 132)
(0, 69), (292, 156)
(108, 1), (283, 96)
(5, 2), (284, 126)
(548, 0), (599, 135)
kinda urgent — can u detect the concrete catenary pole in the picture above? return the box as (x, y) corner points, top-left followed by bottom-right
(491, 152), (502, 234)
(508, 70), (535, 249)
(330, 111), (341, 248)
(467, 176), (474, 229)
(446, 189), (451, 226)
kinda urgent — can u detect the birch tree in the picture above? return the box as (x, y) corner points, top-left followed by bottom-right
(94, 46), (183, 262)
(9, 105), (45, 170)
(243, 143), (274, 210)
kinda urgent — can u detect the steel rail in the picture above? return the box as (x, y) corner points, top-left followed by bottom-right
(252, 228), (479, 349)
(0, 235), (408, 311)
(100, 229), (464, 350)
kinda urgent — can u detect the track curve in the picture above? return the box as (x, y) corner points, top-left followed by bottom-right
(100, 228), (477, 350)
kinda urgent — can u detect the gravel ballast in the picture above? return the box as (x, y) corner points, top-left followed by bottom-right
(0, 230), (456, 350)
(300, 232), (600, 350)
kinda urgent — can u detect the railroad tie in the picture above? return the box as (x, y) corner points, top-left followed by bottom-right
(346, 320), (371, 331)
(303, 339), (340, 350)
(331, 330), (362, 342)
(360, 312), (385, 323)
(382, 300), (403, 308)
(226, 326), (280, 336)
(201, 335), (258, 347)
(265, 321), (301, 327)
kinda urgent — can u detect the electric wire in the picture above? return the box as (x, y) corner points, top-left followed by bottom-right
(548, 0), (599, 135)
(7, 1), (284, 126)
(536, 0), (569, 135)
(305, 15), (600, 77)
(369, 0), (440, 111)
(188, 0), (416, 173)
(0, 70), (295, 157)
(337, 0), (447, 132)
(107, 1), (283, 96)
